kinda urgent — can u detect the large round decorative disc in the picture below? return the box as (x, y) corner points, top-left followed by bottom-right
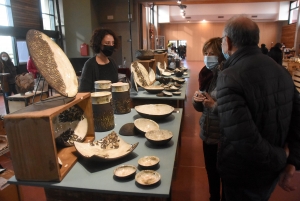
(26, 29), (78, 97)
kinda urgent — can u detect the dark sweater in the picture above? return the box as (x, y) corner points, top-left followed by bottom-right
(78, 57), (118, 92)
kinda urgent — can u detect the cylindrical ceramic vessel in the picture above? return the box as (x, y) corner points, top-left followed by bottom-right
(91, 92), (115, 132)
(94, 80), (111, 92)
(111, 83), (131, 114)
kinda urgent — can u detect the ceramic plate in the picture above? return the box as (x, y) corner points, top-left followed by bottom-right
(130, 62), (150, 87)
(74, 131), (139, 160)
(135, 170), (161, 185)
(26, 29), (78, 97)
(114, 165), (137, 178)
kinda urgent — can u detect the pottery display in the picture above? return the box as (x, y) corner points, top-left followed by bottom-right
(91, 92), (114, 132)
(26, 29), (78, 97)
(74, 131), (139, 161)
(111, 83), (131, 114)
(135, 104), (174, 120)
(94, 80), (111, 92)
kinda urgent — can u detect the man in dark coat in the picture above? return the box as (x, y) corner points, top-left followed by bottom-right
(217, 15), (300, 201)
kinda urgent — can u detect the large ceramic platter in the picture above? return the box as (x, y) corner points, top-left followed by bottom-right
(135, 104), (174, 120)
(26, 29), (78, 97)
(74, 131), (139, 160)
(130, 62), (150, 87)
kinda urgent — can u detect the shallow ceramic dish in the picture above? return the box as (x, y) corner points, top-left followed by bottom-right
(74, 131), (139, 160)
(26, 29), (78, 97)
(162, 71), (172, 77)
(134, 118), (159, 134)
(114, 165), (137, 178)
(135, 170), (161, 186)
(164, 86), (179, 92)
(163, 91), (172, 97)
(143, 86), (164, 94)
(172, 91), (181, 96)
(138, 156), (160, 168)
(135, 104), (174, 120)
(175, 78), (185, 84)
(131, 62), (151, 87)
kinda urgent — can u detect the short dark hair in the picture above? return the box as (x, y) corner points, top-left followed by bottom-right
(202, 37), (225, 63)
(90, 28), (119, 54)
(224, 15), (260, 48)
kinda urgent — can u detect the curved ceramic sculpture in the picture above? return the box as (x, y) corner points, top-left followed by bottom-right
(74, 131), (138, 160)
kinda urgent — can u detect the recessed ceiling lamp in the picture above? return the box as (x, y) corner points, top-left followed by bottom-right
(177, 0), (181, 4)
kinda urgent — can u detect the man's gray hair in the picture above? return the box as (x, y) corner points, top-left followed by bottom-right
(223, 15), (260, 48)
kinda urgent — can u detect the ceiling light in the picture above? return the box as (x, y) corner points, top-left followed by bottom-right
(177, 0), (181, 4)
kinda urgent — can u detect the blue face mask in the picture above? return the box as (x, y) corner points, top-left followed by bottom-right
(222, 47), (230, 60)
(204, 56), (218, 70)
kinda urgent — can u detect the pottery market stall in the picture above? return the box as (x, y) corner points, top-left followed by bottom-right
(8, 108), (183, 201)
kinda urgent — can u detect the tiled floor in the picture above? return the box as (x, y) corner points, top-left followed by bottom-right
(0, 61), (300, 201)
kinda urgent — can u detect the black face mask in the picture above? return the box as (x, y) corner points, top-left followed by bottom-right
(101, 45), (114, 57)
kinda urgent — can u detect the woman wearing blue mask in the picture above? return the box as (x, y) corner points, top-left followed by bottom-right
(79, 28), (119, 92)
(192, 37), (226, 201)
(0, 52), (18, 98)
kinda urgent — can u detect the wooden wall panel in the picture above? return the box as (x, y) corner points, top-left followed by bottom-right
(281, 23), (296, 48)
(160, 22), (281, 61)
(11, 0), (42, 30)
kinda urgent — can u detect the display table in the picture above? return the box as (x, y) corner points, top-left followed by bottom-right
(130, 82), (187, 108)
(8, 108), (183, 201)
(6, 91), (48, 113)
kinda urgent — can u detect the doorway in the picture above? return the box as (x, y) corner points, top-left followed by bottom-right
(168, 40), (187, 59)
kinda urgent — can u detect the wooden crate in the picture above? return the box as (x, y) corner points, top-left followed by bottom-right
(3, 93), (94, 182)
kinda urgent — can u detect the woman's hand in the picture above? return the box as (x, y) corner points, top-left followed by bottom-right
(193, 91), (206, 103)
(202, 92), (216, 109)
(279, 164), (297, 192)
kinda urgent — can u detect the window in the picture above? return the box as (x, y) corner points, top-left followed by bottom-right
(0, 0), (13, 26)
(41, 0), (55, 30)
(0, 0), (16, 64)
(289, 0), (299, 24)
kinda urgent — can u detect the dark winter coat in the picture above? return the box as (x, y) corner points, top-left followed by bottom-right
(217, 46), (300, 186)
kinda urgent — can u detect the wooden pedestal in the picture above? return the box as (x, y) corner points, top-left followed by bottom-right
(3, 93), (95, 182)
(154, 53), (167, 69)
(137, 59), (156, 73)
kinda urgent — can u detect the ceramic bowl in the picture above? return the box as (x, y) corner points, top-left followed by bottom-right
(145, 129), (173, 146)
(138, 156), (160, 169)
(164, 86), (179, 92)
(133, 118), (159, 134)
(135, 170), (161, 186)
(175, 78), (185, 84)
(172, 91), (181, 96)
(174, 70), (183, 77)
(162, 71), (172, 76)
(135, 104), (174, 120)
(156, 77), (172, 85)
(143, 86), (164, 94)
(114, 165), (137, 178)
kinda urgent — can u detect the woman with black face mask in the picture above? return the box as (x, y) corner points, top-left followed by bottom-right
(79, 28), (119, 92)
(0, 51), (18, 97)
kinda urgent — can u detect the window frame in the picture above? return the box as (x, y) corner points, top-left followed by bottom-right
(289, 0), (299, 24)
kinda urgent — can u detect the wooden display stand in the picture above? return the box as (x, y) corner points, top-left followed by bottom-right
(3, 93), (95, 182)
(154, 52), (167, 69)
(137, 59), (156, 73)
(7, 91), (48, 113)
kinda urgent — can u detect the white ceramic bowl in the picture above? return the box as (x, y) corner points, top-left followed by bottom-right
(135, 104), (174, 120)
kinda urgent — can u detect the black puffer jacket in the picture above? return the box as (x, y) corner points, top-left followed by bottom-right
(193, 67), (220, 144)
(217, 46), (300, 186)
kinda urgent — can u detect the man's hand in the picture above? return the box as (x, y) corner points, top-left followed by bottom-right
(278, 164), (297, 192)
